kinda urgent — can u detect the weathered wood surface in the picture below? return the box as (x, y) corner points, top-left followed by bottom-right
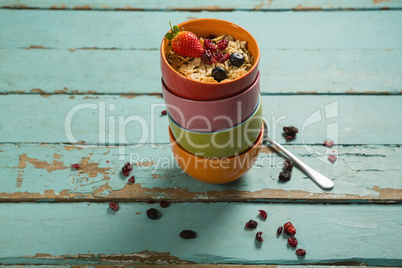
(1, 10), (401, 50)
(1, 0), (401, 10)
(0, 95), (401, 145)
(1, 49), (401, 95)
(1, 10), (401, 95)
(0, 202), (401, 265)
(0, 143), (400, 202)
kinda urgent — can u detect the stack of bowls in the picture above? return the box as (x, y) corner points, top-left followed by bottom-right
(160, 19), (263, 184)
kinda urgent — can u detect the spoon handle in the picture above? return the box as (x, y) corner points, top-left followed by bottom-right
(265, 137), (334, 189)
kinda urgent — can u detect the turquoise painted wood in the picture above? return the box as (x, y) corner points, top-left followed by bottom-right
(0, 95), (401, 145)
(1, 0), (401, 10)
(1, 10), (402, 50)
(0, 202), (401, 265)
(1, 49), (401, 95)
(0, 143), (400, 202)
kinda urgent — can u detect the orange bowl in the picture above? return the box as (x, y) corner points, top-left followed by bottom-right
(169, 123), (264, 184)
(161, 18), (260, 101)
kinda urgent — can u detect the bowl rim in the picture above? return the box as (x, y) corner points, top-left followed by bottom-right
(167, 96), (262, 134)
(160, 18), (261, 85)
(162, 71), (260, 104)
(169, 122), (264, 160)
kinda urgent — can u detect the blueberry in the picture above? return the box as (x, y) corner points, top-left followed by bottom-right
(211, 67), (227, 82)
(229, 52), (245, 67)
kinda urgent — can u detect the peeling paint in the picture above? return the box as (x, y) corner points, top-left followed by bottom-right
(115, 6), (146, 11)
(120, 94), (138, 99)
(50, 5), (66, 9)
(26, 45), (50, 49)
(135, 161), (155, 167)
(69, 49), (76, 53)
(292, 5), (323, 11)
(17, 153), (69, 173)
(53, 153), (63, 159)
(31, 88), (45, 94)
(24, 250), (193, 264)
(373, 0), (391, 4)
(73, 5), (92, 10)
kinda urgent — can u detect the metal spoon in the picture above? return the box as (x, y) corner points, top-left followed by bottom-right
(263, 120), (334, 190)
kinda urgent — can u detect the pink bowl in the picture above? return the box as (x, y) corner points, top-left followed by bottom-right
(162, 72), (260, 132)
(160, 18), (260, 101)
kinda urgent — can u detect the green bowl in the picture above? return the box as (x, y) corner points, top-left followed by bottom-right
(168, 97), (263, 158)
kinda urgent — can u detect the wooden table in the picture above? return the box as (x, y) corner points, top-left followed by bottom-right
(1, 0), (401, 266)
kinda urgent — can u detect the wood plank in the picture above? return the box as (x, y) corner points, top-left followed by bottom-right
(1, 10), (401, 50)
(0, 95), (401, 145)
(0, 202), (401, 265)
(0, 143), (400, 202)
(0, 0), (401, 11)
(1, 48), (401, 95)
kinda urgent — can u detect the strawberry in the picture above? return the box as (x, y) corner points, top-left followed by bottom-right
(165, 22), (205, 58)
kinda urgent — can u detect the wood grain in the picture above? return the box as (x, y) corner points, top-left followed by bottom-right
(0, 143), (400, 203)
(0, 0), (401, 11)
(1, 49), (401, 95)
(0, 202), (401, 265)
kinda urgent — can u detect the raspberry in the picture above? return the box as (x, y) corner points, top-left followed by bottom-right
(203, 39), (216, 52)
(296, 249), (306, 256)
(324, 139), (334, 147)
(122, 162), (133, 177)
(258, 210), (267, 220)
(245, 220), (258, 229)
(146, 208), (159, 220)
(283, 160), (294, 172)
(109, 202), (119, 211)
(277, 226), (283, 236)
(284, 222), (296, 235)
(256, 231), (263, 242)
(219, 53), (230, 63)
(161, 110), (167, 115)
(279, 170), (292, 181)
(160, 200), (170, 208)
(180, 230), (196, 239)
(201, 51), (217, 65)
(128, 176), (135, 184)
(287, 236), (298, 247)
(217, 39), (229, 50)
(328, 154), (337, 164)
(71, 163), (80, 170)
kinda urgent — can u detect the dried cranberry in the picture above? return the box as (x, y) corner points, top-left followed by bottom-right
(147, 200), (155, 204)
(161, 110), (167, 115)
(285, 135), (295, 140)
(212, 51), (223, 61)
(128, 176), (135, 184)
(324, 139), (334, 147)
(256, 231), (263, 242)
(283, 126), (299, 136)
(109, 202), (119, 211)
(106, 160), (110, 163)
(287, 236), (298, 247)
(146, 208), (159, 219)
(180, 230), (196, 239)
(277, 226), (283, 236)
(217, 39), (229, 50)
(296, 249), (306, 256)
(160, 200), (170, 208)
(283, 159), (294, 172)
(219, 53), (230, 63)
(201, 51), (217, 65)
(245, 220), (258, 229)
(284, 222), (296, 235)
(203, 39), (216, 52)
(258, 210), (267, 220)
(279, 170), (292, 181)
(122, 162), (133, 177)
(328, 154), (337, 164)
(71, 163), (80, 170)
